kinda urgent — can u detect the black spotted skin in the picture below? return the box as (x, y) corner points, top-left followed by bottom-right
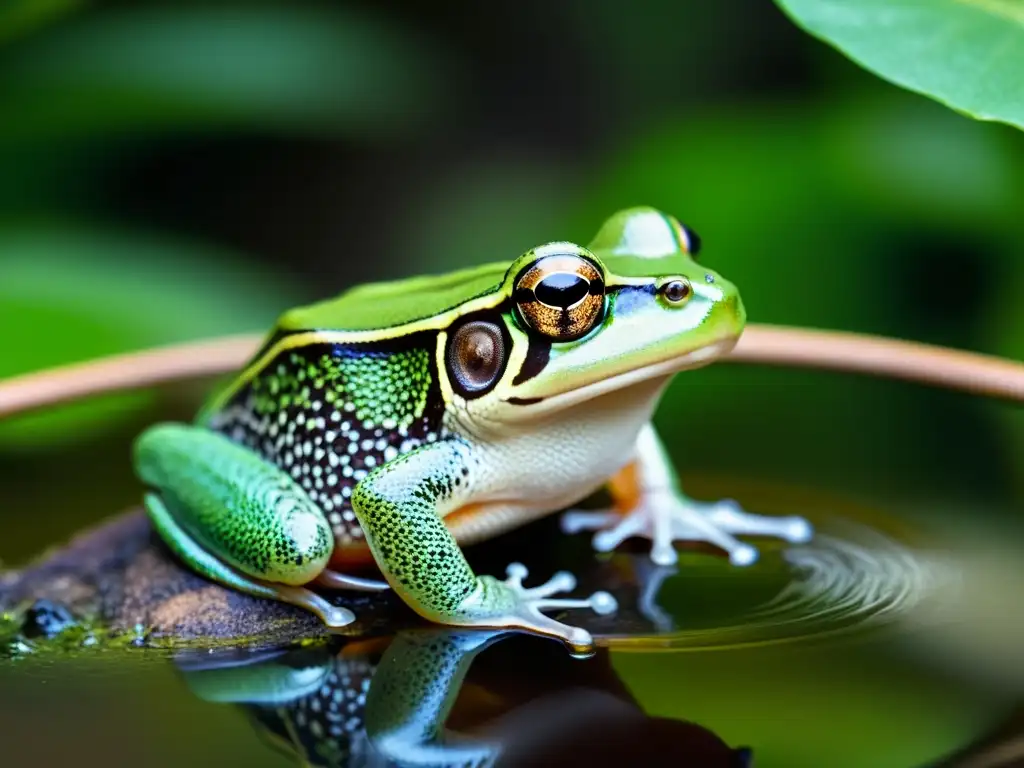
(203, 334), (449, 549)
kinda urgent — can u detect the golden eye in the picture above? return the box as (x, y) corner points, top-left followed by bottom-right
(446, 319), (507, 397)
(514, 254), (605, 342)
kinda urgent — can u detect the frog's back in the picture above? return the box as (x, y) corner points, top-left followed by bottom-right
(278, 262), (509, 333)
(277, 208), (698, 335)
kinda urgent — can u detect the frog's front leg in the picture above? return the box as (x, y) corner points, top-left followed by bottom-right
(352, 440), (616, 654)
(561, 423), (813, 567)
(134, 423), (388, 629)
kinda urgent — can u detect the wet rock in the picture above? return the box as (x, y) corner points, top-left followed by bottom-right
(0, 509), (406, 649)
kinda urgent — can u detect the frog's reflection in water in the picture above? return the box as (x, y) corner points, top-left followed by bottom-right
(174, 629), (752, 768)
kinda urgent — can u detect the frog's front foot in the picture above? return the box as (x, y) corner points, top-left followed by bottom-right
(561, 494), (813, 567)
(456, 564), (617, 655)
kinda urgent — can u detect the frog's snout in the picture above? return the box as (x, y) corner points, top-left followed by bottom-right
(708, 285), (747, 341)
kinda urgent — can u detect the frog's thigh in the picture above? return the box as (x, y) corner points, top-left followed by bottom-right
(143, 492), (353, 628)
(134, 423), (333, 585)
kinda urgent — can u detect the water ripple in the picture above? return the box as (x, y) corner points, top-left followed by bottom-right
(605, 518), (958, 651)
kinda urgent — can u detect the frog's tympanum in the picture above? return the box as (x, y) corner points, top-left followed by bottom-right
(133, 207), (812, 653)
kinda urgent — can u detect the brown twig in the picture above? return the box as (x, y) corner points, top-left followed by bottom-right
(0, 333), (261, 418)
(0, 324), (1021, 420)
(731, 324), (1024, 402)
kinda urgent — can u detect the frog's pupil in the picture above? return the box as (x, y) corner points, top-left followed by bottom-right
(467, 337), (489, 370)
(535, 273), (589, 309)
(461, 332), (494, 375)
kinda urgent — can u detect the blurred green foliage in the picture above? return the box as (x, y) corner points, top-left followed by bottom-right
(0, 0), (80, 46)
(0, 224), (299, 447)
(0, 1), (451, 448)
(0, 5), (449, 141)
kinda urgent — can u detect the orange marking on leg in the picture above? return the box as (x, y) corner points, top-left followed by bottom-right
(444, 501), (491, 527)
(328, 541), (377, 571)
(607, 460), (642, 512)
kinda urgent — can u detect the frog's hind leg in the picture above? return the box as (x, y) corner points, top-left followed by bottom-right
(145, 493), (356, 628)
(136, 423), (367, 629)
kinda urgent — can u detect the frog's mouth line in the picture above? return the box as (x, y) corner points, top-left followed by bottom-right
(504, 335), (739, 413)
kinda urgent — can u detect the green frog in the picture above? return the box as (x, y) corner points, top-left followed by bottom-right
(133, 206), (812, 654)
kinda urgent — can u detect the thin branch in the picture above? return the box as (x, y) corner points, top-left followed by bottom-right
(0, 333), (261, 418)
(732, 324), (1024, 402)
(0, 324), (1021, 420)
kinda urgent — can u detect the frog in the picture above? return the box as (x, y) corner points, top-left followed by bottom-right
(133, 206), (813, 655)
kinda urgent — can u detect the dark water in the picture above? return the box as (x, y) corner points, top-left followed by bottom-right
(1, 401), (1023, 767)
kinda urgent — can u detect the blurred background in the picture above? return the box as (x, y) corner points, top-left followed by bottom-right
(2, 2), (1024, 766)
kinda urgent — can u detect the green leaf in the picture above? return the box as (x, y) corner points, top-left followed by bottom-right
(0, 223), (302, 449)
(0, 5), (448, 140)
(775, 0), (1024, 132)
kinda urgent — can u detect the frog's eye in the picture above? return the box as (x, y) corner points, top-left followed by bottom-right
(513, 254), (605, 342)
(446, 319), (508, 397)
(657, 277), (693, 306)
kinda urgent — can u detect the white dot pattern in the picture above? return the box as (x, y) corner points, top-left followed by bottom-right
(206, 341), (448, 545)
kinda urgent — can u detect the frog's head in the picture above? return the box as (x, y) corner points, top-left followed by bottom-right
(442, 207), (745, 424)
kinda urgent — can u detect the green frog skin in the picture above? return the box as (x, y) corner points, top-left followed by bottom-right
(133, 206), (813, 654)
